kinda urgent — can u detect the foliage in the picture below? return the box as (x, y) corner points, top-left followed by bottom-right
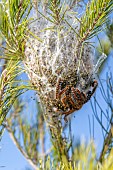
(0, 61), (32, 129)
(6, 98), (46, 170)
(91, 72), (113, 163)
(106, 20), (113, 49)
(0, 0), (32, 60)
(0, 0), (113, 170)
(0, 0), (33, 136)
(79, 0), (113, 43)
(42, 143), (113, 170)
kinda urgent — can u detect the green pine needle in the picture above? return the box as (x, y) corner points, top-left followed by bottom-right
(79, 0), (113, 43)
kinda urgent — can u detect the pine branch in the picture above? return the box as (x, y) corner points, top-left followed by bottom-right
(0, 0), (32, 60)
(99, 123), (113, 163)
(6, 98), (52, 167)
(79, 0), (113, 43)
(91, 72), (113, 164)
(106, 21), (113, 48)
(5, 125), (39, 170)
(0, 61), (24, 125)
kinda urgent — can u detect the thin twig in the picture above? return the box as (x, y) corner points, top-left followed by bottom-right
(6, 126), (39, 170)
(99, 124), (113, 163)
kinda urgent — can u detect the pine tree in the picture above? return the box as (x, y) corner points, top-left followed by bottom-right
(0, 0), (113, 169)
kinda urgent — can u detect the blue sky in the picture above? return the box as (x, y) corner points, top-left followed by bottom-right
(0, 53), (113, 170)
